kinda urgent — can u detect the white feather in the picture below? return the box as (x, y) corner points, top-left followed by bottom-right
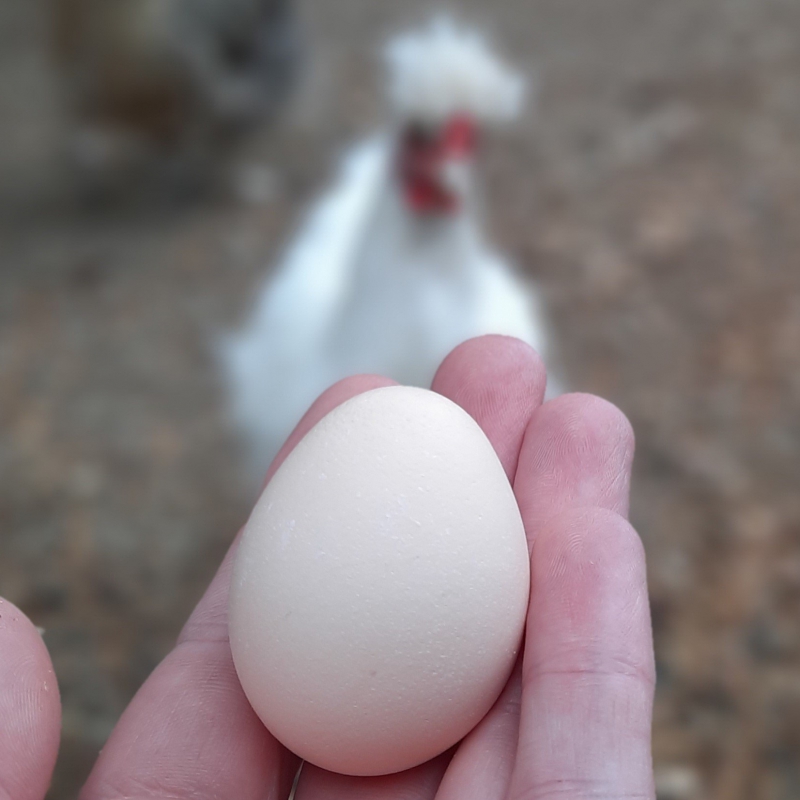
(220, 136), (389, 470)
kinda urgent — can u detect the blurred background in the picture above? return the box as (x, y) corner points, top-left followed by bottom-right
(1, 0), (799, 797)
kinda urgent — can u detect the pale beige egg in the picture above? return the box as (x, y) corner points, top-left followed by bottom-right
(229, 386), (529, 776)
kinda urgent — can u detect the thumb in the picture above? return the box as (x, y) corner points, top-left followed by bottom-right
(0, 597), (61, 800)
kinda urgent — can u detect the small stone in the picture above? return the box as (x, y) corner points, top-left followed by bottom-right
(233, 163), (280, 205)
(655, 764), (702, 799)
(68, 462), (104, 500)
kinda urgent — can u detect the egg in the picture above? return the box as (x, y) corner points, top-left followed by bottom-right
(229, 386), (530, 776)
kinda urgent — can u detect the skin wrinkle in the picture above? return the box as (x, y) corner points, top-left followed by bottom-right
(177, 560), (237, 645)
(525, 660), (655, 690)
(82, 628), (286, 797)
(517, 395), (635, 535)
(169, 651), (242, 725)
(513, 779), (653, 800)
(529, 672), (654, 733)
(510, 506), (655, 800)
(514, 705), (653, 800)
(527, 512), (655, 691)
(93, 728), (298, 800)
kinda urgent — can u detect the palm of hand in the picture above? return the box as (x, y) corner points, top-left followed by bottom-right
(0, 337), (655, 800)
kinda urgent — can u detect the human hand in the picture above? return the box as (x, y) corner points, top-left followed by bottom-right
(1, 335), (655, 800)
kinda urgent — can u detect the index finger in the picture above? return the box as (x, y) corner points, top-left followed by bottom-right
(80, 375), (396, 800)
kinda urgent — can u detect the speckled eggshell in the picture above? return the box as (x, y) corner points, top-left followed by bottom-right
(229, 386), (530, 776)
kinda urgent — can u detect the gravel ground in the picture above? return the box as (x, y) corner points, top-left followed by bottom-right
(1, 0), (799, 798)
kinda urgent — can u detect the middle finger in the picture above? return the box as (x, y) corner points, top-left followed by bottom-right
(296, 335), (546, 800)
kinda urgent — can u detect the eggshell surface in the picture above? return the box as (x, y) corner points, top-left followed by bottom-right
(229, 386), (530, 776)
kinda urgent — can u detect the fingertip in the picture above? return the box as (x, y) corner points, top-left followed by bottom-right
(435, 335), (546, 379)
(432, 335), (547, 479)
(433, 336), (547, 407)
(0, 598), (61, 800)
(0, 597), (62, 719)
(515, 393), (636, 538)
(535, 393), (635, 470)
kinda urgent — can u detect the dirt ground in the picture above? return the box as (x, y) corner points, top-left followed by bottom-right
(1, 0), (799, 798)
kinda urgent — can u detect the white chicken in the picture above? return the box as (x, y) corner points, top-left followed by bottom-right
(223, 17), (561, 477)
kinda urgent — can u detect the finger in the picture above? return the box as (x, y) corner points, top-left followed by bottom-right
(298, 337), (545, 800)
(431, 335), (546, 480)
(80, 375), (396, 800)
(508, 508), (655, 800)
(515, 393), (635, 538)
(435, 393), (635, 800)
(0, 598), (61, 800)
